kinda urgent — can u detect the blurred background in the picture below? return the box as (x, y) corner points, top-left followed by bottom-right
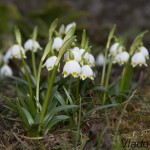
(0, 0), (150, 52)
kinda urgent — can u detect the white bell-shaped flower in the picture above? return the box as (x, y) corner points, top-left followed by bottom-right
(114, 51), (129, 65)
(131, 52), (147, 67)
(96, 53), (105, 66)
(44, 56), (57, 71)
(88, 54), (95, 67)
(62, 60), (81, 78)
(24, 39), (42, 52)
(80, 65), (94, 80)
(64, 48), (81, 62)
(52, 37), (63, 51)
(8, 44), (26, 59)
(3, 50), (11, 63)
(79, 49), (90, 65)
(65, 22), (76, 34)
(0, 64), (13, 78)
(139, 46), (149, 60)
(109, 43), (123, 56)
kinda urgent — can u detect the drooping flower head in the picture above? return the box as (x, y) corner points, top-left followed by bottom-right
(62, 60), (81, 78)
(24, 39), (42, 52)
(65, 22), (76, 34)
(80, 65), (94, 80)
(114, 51), (129, 65)
(88, 54), (95, 67)
(44, 56), (57, 71)
(139, 46), (149, 60)
(64, 47), (81, 62)
(79, 49), (90, 65)
(8, 44), (26, 59)
(3, 49), (12, 63)
(96, 53), (105, 66)
(0, 64), (13, 78)
(109, 43), (123, 56)
(52, 37), (63, 51)
(131, 52), (147, 67)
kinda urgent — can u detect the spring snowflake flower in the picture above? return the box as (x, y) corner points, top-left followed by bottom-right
(44, 56), (57, 71)
(114, 51), (129, 65)
(80, 65), (94, 80)
(65, 22), (76, 34)
(79, 49), (90, 65)
(139, 46), (149, 60)
(64, 47), (81, 62)
(24, 39), (42, 52)
(96, 53), (105, 66)
(3, 49), (12, 63)
(0, 64), (13, 78)
(52, 37), (63, 51)
(131, 52), (147, 67)
(109, 43), (123, 56)
(62, 60), (81, 78)
(88, 54), (95, 67)
(8, 44), (26, 59)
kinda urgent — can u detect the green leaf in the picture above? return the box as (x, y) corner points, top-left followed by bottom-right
(44, 115), (70, 134)
(83, 104), (118, 119)
(43, 105), (77, 128)
(14, 26), (22, 45)
(9, 76), (28, 85)
(63, 26), (76, 43)
(81, 29), (86, 48)
(54, 91), (66, 105)
(32, 26), (38, 41)
(15, 99), (35, 128)
(41, 38), (54, 61)
(56, 36), (76, 65)
(21, 107), (34, 126)
(49, 18), (58, 39)
(63, 86), (73, 104)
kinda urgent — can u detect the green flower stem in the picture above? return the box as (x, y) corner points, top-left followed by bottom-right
(21, 56), (36, 117)
(36, 60), (43, 110)
(101, 25), (116, 86)
(119, 58), (131, 93)
(102, 56), (114, 104)
(66, 76), (73, 104)
(31, 50), (37, 80)
(75, 98), (81, 149)
(76, 78), (80, 100)
(38, 65), (58, 133)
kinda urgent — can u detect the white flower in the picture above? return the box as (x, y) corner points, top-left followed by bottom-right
(44, 56), (57, 71)
(109, 43), (123, 56)
(64, 47), (81, 62)
(62, 60), (81, 78)
(24, 39), (42, 52)
(3, 49), (12, 63)
(96, 53), (105, 66)
(8, 44), (26, 59)
(0, 64), (13, 78)
(65, 22), (76, 34)
(52, 37), (63, 51)
(131, 52), (147, 67)
(139, 46), (149, 60)
(114, 51), (129, 65)
(88, 54), (95, 67)
(79, 49), (90, 65)
(80, 65), (94, 80)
